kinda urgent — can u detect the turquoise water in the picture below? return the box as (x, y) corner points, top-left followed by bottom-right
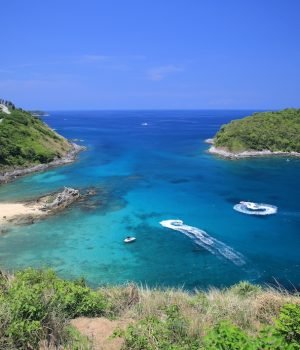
(0, 110), (300, 289)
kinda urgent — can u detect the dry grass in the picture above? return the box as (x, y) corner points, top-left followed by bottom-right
(1, 269), (299, 349)
(99, 283), (300, 339)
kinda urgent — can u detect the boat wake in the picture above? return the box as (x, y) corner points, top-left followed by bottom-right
(234, 202), (277, 216)
(160, 219), (246, 266)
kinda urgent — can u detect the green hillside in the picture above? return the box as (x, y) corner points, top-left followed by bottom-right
(0, 105), (72, 169)
(0, 269), (299, 349)
(213, 108), (300, 153)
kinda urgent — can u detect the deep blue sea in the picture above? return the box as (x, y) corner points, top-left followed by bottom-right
(0, 110), (300, 290)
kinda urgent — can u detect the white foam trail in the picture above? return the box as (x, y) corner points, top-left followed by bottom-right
(160, 220), (246, 266)
(234, 203), (277, 216)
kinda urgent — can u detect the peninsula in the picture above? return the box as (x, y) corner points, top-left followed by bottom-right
(0, 100), (84, 183)
(208, 108), (300, 158)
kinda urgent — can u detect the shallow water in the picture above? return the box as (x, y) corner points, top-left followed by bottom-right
(0, 110), (300, 289)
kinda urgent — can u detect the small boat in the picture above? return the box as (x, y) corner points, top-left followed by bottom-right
(124, 236), (136, 243)
(240, 201), (265, 212)
(234, 201), (277, 216)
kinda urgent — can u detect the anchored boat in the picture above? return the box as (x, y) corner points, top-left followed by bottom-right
(124, 236), (136, 243)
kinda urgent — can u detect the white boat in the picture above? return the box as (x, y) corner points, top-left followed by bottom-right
(124, 236), (136, 243)
(234, 201), (277, 216)
(240, 201), (261, 210)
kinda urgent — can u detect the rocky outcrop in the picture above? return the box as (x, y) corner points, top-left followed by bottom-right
(3, 187), (81, 226)
(208, 145), (300, 159)
(40, 187), (80, 211)
(1, 187), (101, 228)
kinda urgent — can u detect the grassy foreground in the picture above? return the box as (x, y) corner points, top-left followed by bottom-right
(213, 108), (300, 153)
(0, 269), (299, 349)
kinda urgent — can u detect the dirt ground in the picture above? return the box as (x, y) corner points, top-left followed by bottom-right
(71, 317), (131, 350)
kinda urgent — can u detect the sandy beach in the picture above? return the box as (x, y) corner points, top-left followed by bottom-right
(0, 187), (80, 227)
(0, 202), (45, 225)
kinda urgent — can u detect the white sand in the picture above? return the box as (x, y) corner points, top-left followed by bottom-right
(0, 203), (44, 224)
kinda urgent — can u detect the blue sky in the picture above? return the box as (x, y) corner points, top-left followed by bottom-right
(1, 0), (300, 110)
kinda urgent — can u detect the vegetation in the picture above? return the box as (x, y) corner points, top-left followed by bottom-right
(0, 269), (110, 349)
(0, 269), (299, 349)
(0, 104), (71, 169)
(213, 108), (300, 153)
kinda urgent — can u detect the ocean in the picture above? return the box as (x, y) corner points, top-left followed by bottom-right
(0, 110), (299, 290)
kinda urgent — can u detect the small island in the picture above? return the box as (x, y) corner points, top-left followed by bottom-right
(208, 108), (300, 158)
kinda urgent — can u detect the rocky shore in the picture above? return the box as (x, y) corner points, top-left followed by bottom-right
(208, 145), (300, 159)
(0, 143), (85, 184)
(0, 187), (81, 226)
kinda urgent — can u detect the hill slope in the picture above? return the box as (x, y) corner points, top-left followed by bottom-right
(213, 108), (300, 154)
(0, 105), (72, 169)
(0, 269), (300, 349)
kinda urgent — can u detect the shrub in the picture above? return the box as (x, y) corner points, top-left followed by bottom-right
(0, 269), (109, 349)
(230, 281), (262, 297)
(119, 305), (201, 350)
(204, 321), (294, 350)
(7, 319), (43, 349)
(204, 321), (254, 349)
(51, 279), (109, 318)
(275, 303), (300, 348)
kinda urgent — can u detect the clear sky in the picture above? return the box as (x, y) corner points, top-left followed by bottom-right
(1, 0), (300, 110)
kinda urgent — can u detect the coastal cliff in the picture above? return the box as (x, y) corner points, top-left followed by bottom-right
(0, 100), (84, 182)
(208, 108), (300, 158)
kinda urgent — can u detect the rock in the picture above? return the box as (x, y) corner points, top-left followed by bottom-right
(204, 138), (214, 144)
(86, 188), (97, 196)
(0, 228), (9, 235)
(41, 187), (80, 211)
(8, 215), (35, 226)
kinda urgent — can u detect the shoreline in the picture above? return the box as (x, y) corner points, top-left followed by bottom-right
(0, 202), (46, 226)
(0, 142), (85, 184)
(208, 145), (300, 159)
(0, 187), (81, 227)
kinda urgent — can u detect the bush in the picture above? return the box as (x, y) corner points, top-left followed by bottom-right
(229, 281), (262, 297)
(0, 269), (109, 349)
(204, 321), (253, 349)
(204, 321), (294, 350)
(275, 303), (300, 348)
(51, 279), (109, 318)
(119, 305), (201, 350)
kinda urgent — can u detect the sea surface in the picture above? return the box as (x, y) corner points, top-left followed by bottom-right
(0, 110), (300, 290)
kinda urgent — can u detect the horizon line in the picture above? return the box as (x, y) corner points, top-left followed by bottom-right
(38, 107), (279, 112)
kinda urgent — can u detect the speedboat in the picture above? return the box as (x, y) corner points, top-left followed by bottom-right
(240, 201), (264, 211)
(124, 236), (136, 243)
(234, 201), (277, 216)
